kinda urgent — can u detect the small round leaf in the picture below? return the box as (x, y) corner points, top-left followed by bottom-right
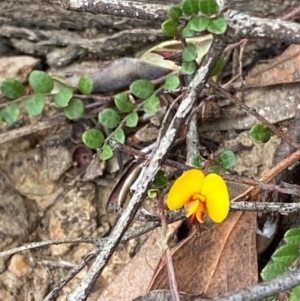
(220, 150), (236, 169)
(249, 124), (271, 144)
(78, 75), (93, 95)
(210, 57), (224, 77)
(182, 0), (199, 15)
(64, 98), (85, 120)
(208, 162), (221, 173)
(99, 144), (113, 161)
(126, 111), (139, 127)
(153, 170), (168, 187)
(54, 87), (73, 107)
(114, 93), (134, 113)
(24, 94), (45, 116)
(148, 189), (158, 199)
(168, 5), (182, 21)
(181, 61), (197, 75)
(1, 79), (25, 99)
(261, 262), (289, 281)
(114, 128), (125, 144)
(82, 128), (104, 149)
(182, 44), (197, 62)
(161, 19), (178, 37)
(130, 79), (155, 99)
(182, 27), (194, 38)
(1, 103), (20, 124)
(163, 75), (180, 91)
(290, 286), (300, 301)
(198, 0), (219, 14)
(98, 108), (120, 129)
(29, 70), (54, 93)
(186, 16), (210, 32)
(143, 95), (160, 115)
(284, 228), (300, 245)
(191, 155), (205, 169)
(207, 17), (227, 35)
(271, 244), (298, 266)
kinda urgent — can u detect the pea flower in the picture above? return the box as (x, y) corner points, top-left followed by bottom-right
(167, 169), (229, 224)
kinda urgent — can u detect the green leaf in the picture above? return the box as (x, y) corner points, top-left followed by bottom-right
(154, 170), (168, 187)
(220, 150), (236, 169)
(168, 5), (182, 21)
(99, 144), (113, 161)
(148, 189), (158, 199)
(284, 228), (300, 245)
(143, 95), (160, 115)
(207, 17), (227, 35)
(182, 0), (199, 15)
(261, 262), (289, 281)
(114, 93), (135, 113)
(182, 44), (197, 62)
(29, 70), (54, 93)
(290, 286), (300, 301)
(161, 19), (179, 37)
(163, 75), (180, 91)
(1, 103), (19, 124)
(24, 94), (45, 116)
(1, 79), (25, 99)
(271, 244), (298, 266)
(54, 87), (73, 107)
(182, 27), (194, 38)
(186, 16), (210, 32)
(114, 128), (125, 144)
(130, 79), (155, 100)
(64, 98), (85, 120)
(78, 75), (93, 95)
(182, 61), (197, 75)
(82, 128), (104, 149)
(249, 124), (271, 144)
(98, 108), (120, 129)
(198, 0), (219, 14)
(208, 162), (221, 173)
(191, 155), (205, 169)
(210, 57), (224, 77)
(126, 111), (139, 127)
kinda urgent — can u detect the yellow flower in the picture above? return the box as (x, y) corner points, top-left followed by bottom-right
(167, 169), (229, 224)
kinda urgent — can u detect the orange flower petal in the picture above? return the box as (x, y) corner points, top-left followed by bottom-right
(195, 202), (205, 223)
(201, 173), (229, 223)
(186, 199), (200, 217)
(167, 169), (205, 210)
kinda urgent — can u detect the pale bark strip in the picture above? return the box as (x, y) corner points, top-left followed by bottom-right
(67, 38), (226, 301)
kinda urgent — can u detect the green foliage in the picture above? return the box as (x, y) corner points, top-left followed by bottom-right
(220, 150), (236, 170)
(284, 228), (300, 245)
(130, 79), (155, 99)
(198, 0), (219, 14)
(163, 75), (180, 91)
(143, 95), (160, 114)
(161, 19), (179, 37)
(1, 79), (25, 99)
(207, 18), (227, 34)
(271, 244), (298, 266)
(1, 103), (19, 124)
(261, 262), (289, 281)
(126, 111), (139, 127)
(290, 286), (300, 301)
(100, 145), (113, 160)
(191, 155), (205, 169)
(182, 61), (197, 75)
(249, 124), (271, 144)
(82, 129), (104, 149)
(24, 94), (45, 116)
(29, 70), (54, 93)
(54, 87), (73, 107)
(153, 170), (168, 187)
(182, 0), (199, 15)
(78, 75), (93, 95)
(210, 57), (224, 77)
(186, 16), (210, 32)
(148, 189), (159, 199)
(114, 93), (135, 113)
(208, 162), (221, 173)
(98, 108), (121, 129)
(182, 27), (194, 38)
(64, 98), (85, 120)
(168, 5), (182, 21)
(114, 128), (125, 144)
(182, 44), (197, 62)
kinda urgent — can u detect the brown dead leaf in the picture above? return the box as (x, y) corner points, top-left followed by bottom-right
(97, 222), (182, 301)
(150, 211), (258, 298)
(245, 44), (300, 87)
